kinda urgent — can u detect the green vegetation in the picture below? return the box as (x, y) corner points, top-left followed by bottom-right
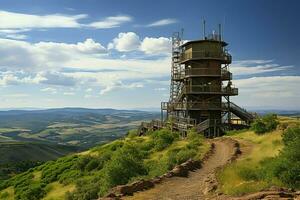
(251, 113), (279, 134)
(0, 129), (208, 200)
(218, 116), (300, 196)
(253, 127), (300, 188)
(0, 142), (78, 182)
(0, 109), (159, 182)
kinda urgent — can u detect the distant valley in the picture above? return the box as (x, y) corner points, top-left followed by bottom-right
(0, 108), (159, 148)
(0, 108), (159, 180)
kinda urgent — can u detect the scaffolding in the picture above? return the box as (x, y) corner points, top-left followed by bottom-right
(140, 25), (255, 137)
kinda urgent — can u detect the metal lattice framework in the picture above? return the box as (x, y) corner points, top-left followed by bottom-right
(160, 30), (255, 137)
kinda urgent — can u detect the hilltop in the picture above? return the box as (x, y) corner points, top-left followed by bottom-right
(0, 128), (210, 200)
(0, 115), (299, 200)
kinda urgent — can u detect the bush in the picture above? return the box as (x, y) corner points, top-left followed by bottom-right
(251, 120), (267, 134)
(176, 148), (197, 164)
(85, 160), (99, 171)
(150, 129), (177, 151)
(75, 157), (92, 171)
(237, 166), (260, 181)
(251, 114), (279, 134)
(145, 159), (168, 178)
(101, 144), (147, 187)
(66, 177), (100, 200)
(259, 127), (300, 189)
(282, 126), (300, 146)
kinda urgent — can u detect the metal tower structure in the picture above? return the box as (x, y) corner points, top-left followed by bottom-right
(161, 25), (254, 137)
(139, 24), (255, 137)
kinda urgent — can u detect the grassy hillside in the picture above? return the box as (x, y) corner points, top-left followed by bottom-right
(0, 129), (209, 200)
(0, 142), (78, 181)
(218, 116), (300, 196)
(0, 108), (159, 187)
(0, 142), (78, 165)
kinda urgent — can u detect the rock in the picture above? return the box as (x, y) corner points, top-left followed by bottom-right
(134, 180), (154, 190)
(110, 185), (134, 196)
(171, 165), (189, 177)
(105, 192), (117, 197)
(151, 177), (162, 184)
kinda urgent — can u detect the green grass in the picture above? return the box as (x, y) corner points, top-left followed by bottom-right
(42, 182), (75, 200)
(217, 116), (300, 196)
(0, 186), (14, 200)
(0, 129), (209, 200)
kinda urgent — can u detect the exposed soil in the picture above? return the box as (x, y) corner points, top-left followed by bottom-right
(123, 138), (237, 200)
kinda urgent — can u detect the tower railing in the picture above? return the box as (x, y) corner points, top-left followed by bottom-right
(182, 85), (238, 95)
(180, 51), (231, 63)
(162, 101), (222, 111)
(221, 69), (232, 80)
(185, 68), (220, 76)
(172, 68), (232, 80)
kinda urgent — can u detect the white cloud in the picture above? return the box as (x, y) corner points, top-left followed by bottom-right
(88, 15), (132, 29)
(108, 32), (171, 55)
(147, 18), (178, 27)
(0, 10), (86, 29)
(35, 38), (106, 55)
(231, 60), (293, 75)
(100, 81), (143, 95)
(0, 11), (132, 35)
(4, 34), (27, 40)
(108, 32), (140, 52)
(0, 38), (106, 70)
(140, 37), (171, 55)
(0, 71), (45, 86)
(41, 87), (57, 94)
(63, 92), (75, 96)
(234, 76), (300, 109)
(38, 71), (77, 86)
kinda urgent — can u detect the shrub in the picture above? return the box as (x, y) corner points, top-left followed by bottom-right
(237, 166), (260, 181)
(282, 126), (300, 146)
(75, 156), (92, 171)
(259, 127), (300, 189)
(58, 170), (81, 185)
(166, 149), (180, 169)
(251, 114), (279, 134)
(101, 144), (147, 187)
(151, 129), (178, 151)
(85, 160), (99, 171)
(127, 130), (138, 138)
(145, 159), (168, 178)
(66, 177), (100, 200)
(176, 148), (197, 164)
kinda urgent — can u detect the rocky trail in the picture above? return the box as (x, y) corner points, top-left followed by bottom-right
(103, 137), (299, 200)
(123, 138), (238, 200)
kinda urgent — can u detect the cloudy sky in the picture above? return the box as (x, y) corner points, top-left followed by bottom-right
(0, 0), (299, 110)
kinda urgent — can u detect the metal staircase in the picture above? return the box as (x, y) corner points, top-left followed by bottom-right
(196, 119), (210, 133)
(226, 102), (255, 123)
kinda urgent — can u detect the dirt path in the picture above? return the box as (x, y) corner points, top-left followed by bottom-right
(124, 138), (237, 200)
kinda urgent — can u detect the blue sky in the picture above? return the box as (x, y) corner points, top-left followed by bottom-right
(0, 0), (299, 110)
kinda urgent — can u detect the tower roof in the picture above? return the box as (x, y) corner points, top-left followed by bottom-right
(181, 39), (228, 47)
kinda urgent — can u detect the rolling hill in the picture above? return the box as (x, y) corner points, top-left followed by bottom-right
(0, 108), (159, 183)
(0, 108), (159, 147)
(0, 142), (79, 181)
